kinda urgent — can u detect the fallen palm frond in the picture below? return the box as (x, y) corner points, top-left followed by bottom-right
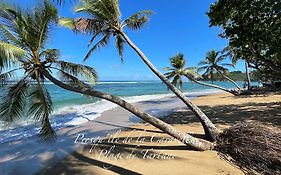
(215, 122), (281, 175)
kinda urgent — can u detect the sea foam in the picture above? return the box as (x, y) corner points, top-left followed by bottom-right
(0, 89), (220, 144)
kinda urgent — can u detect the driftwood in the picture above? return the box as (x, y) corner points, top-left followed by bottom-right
(215, 122), (281, 175)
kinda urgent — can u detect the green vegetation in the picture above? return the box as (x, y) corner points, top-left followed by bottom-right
(164, 53), (200, 91)
(207, 0), (281, 81)
(201, 71), (260, 82)
(164, 53), (239, 96)
(0, 1), (98, 141)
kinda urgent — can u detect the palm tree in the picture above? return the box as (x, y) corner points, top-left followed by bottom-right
(198, 50), (242, 91)
(0, 1), (213, 150)
(59, 0), (219, 141)
(164, 54), (239, 95)
(222, 46), (252, 90)
(164, 53), (193, 91)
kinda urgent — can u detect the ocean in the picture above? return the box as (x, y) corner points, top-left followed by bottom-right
(0, 81), (243, 143)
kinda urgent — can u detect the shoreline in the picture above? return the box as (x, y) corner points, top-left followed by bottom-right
(1, 91), (280, 175)
(0, 90), (220, 175)
(0, 89), (221, 144)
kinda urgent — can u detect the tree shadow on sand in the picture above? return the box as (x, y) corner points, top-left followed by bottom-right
(162, 101), (281, 127)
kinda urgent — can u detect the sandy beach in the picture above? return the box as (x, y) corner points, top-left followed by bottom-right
(25, 92), (281, 175)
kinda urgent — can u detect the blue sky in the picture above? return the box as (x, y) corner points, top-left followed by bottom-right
(8, 0), (245, 81)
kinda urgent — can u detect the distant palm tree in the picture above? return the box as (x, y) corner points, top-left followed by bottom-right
(198, 50), (241, 90)
(222, 46), (251, 90)
(164, 54), (239, 95)
(164, 53), (200, 91)
(0, 1), (212, 150)
(59, 0), (219, 141)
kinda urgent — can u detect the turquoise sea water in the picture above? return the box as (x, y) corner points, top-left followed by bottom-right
(0, 81), (244, 143)
(49, 81), (244, 109)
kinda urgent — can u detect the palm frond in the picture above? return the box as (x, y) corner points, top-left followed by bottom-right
(0, 1), (57, 53)
(84, 33), (111, 61)
(171, 75), (182, 90)
(0, 23), (21, 46)
(56, 69), (91, 88)
(185, 69), (202, 79)
(164, 71), (176, 80)
(35, 0), (58, 50)
(58, 18), (75, 29)
(0, 68), (22, 87)
(28, 82), (56, 141)
(216, 65), (229, 72)
(0, 41), (25, 72)
(221, 63), (234, 68)
(75, 0), (120, 23)
(163, 67), (175, 71)
(54, 60), (98, 83)
(115, 33), (124, 62)
(197, 66), (209, 73)
(0, 79), (28, 123)
(216, 55), (226, 64)
(39, 49), (60, 62)
(123, 10), (153, 30)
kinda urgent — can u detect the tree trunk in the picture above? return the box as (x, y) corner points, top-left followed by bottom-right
(216, 70), (241, 90)
(185, 75), (238, 96)
(42, 69), (213, 151)
(118, 30), (219, 142)
(245, 61), (251, 90)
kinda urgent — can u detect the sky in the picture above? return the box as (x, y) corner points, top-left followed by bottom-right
(6, 0), (245, 81)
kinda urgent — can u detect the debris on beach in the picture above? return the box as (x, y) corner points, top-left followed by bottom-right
(215, 122), (281, 175)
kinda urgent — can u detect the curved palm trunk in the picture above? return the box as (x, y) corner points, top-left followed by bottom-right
(245, 61), (251, 90)
(119, 31), (219, 141)
(42, 69), (213, 151)
(216, 70), (241, 90)
(185, 75), (238, 96)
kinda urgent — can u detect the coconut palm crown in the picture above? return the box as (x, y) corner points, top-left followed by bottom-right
(198, 50), (233, 83)
(0, 1), (97, 141)
(164, 53), (201, 90)
(59, 0), (153, 62)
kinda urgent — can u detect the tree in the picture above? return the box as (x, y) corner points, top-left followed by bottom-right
(59, 0), (219, 141)
(222, 46), (252, 90)
(0, 1), (213, 150)
(207, 0), (281, 81)
(198, 50), (241, 91)
(164, 53), (239, 95)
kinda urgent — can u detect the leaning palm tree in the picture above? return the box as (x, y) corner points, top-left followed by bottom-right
(198, 50), (242, 91)
(0, 1), (213, 150)
(59, 0), (219, 141)
(164, 53), (239, 95)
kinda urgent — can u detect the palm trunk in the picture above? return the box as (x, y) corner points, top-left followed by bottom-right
(118, 30), (219, 141)
(42, 69), (213, 151)
(185, 75), (238, 96)
(217, 70), (241, 90)
(245, 61), (251, 90)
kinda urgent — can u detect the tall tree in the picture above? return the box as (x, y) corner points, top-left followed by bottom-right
(59, 0), (219, 141)
(0, 1), (213, 150)
(198, 50), (242, 91)
(207, 0), (281, 80)
(164, 53), (239, 95)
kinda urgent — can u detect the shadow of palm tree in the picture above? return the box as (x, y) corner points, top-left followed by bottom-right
(161, 102), (281, 127)
(38, 151), (142, 175)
